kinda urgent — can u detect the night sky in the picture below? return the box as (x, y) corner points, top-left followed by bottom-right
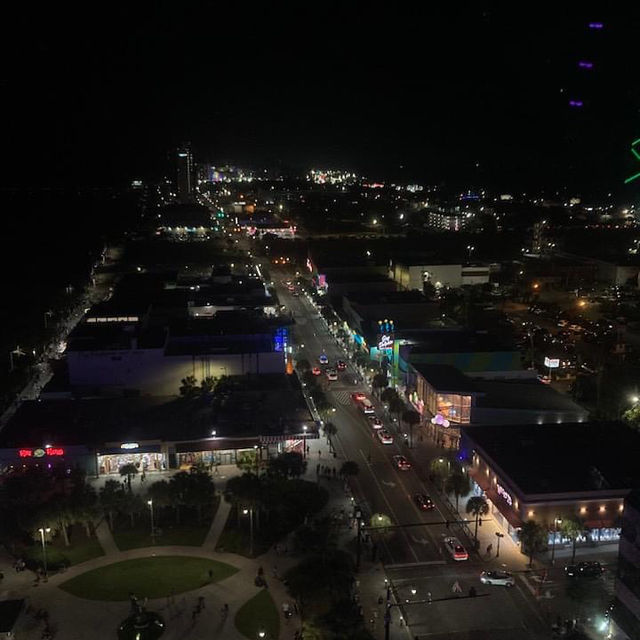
(3, 4), (639, 193)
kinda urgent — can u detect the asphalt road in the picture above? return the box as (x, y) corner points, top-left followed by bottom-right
(272, 268), (550, 640)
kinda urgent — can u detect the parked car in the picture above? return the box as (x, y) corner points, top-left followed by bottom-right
(392, 455), (411, 471)
(414, 494), (435, 511)
(444, 536), (468, 561)
(480, 570), (515, 587)
(565, 561), (603, 578)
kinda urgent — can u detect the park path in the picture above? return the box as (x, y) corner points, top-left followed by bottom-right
(94, 518), (118, 556)
(204, 497), (232, 549)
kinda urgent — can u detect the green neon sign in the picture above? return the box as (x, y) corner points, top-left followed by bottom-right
(624, 138), (640, 184)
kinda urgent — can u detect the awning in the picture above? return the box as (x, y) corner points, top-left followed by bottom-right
(260, 434), (319, 444)
(175, 438), (259, 453)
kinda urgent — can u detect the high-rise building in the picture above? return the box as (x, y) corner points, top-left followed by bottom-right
(176, 143), (193, 201)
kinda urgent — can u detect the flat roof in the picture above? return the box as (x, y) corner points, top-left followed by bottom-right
(345, 290), (429, 305)
(0, 375), (312, 446)
(462, 422), (640, 495)
(474, 380), (587, 413)
(412, 364), (477, 393)
(404, 329), (516, 354)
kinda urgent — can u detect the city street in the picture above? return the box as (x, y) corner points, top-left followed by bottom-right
(272, 269), (550, 639)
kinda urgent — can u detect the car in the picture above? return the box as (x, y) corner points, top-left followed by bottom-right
(377, 430), (394, 444)
(287, 285), (295, 292)
(444, 536), (468, 561)
(414, 493), (435, 511)
(393, 455), (411, 470)
(311, 367), (322, 376)
(565, 561), (603, 578)
(537, 375), (551, 384)
(336, 360), (347, 371)
(557, 319), (569, 328)
(480, 570), (515, 587)
(325, 368), (338, 381)
(318, 354), (329, 364)
(367, 415), (384, 429)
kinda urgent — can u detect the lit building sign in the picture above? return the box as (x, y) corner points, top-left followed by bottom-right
(496, 482), (513, 507)
(377, 334), (394, 350)
(18, 447), (65, 458)
(544, 357), (560, 368)
(120, 443), (139, 450)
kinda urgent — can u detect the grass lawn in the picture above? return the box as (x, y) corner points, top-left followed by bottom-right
(235, 589), (280, 640)
(59, 556), (237, 601)
(112, 497), (219, 551)
(21, 526), (104, 570)
(215, 508), (274, 558)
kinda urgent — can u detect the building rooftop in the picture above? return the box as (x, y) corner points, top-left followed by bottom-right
(474, 379), (587, 413)
(404, 329), (516, 354)
(462, 422), (640, 495)
(412, 364), (478, 393)
(0, 375), (312, 447)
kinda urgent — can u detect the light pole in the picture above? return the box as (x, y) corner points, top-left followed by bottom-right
(38, 527), (51, 580)
(257, 631), (266, 639)
(43, 310), (53, 329)
(467, 245), (474, 261)
(550, 517), (562, 565)
(302, 425), (308, 459)
(9, 346), (25, 372)
(147, 500), (155, 542)
(495, 532), (504, 558)
(243, 508), (254, 556)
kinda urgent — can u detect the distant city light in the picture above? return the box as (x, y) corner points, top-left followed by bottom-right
(569, 100), (583, 107)
(588, 22), (603, 29)
(578, 61), (593, 69)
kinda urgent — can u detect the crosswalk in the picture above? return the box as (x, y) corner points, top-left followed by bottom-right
(332, 390), (355, 405)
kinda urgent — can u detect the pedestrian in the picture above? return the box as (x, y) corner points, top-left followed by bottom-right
(306, 445), (310, 455)
(192, 608), (197, 622)
(316, 463), (320, 475)
(293, 601), (298, 614)
(332, 467), (336, 477)
(317, 449), (321, 458)
(198, 595), (205, 610)
(208, 568), (214, 581)
(486, 543), (493, 555)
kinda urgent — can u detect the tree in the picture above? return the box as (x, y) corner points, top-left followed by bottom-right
(296, 358), (311, 373)
(302, 370), (318, 388)
(267, 452), (307, 479)
(445, 471), (471, 512)
(622, 404), (640, 430)
(311, 389), (332, 416)
(323, 422), (338, 452)
(465, 496), (489, 542)
(519, 520), (547, 567)
(339, 460), (360, 479)
(100, 479), (126, 531)
(120, 493), (145, 529)
(119, 463), (138, 491)
(371, 373), (388, 397)
(179, 375), (198, 398)
(146, 480), (173, 525)
(560, 517), (584, 564)
(402, 409), (421, 447)
(389, 396), (405, 424)
(200, 376), (217, 395)
(380, 387), (398, 406)
(429, 458), (450, 491)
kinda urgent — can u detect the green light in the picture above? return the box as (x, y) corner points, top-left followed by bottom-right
(624, 171), (640, 184)
(625, 140), (640, 183)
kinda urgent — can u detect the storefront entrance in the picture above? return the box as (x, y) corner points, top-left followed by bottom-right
(98, 452), (166, 474)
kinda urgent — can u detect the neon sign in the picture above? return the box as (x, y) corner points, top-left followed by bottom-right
(624, 138), (640, 185)
(377, 334), (394, 350)
(496, 482), (513, 507)
(120, 443), (139, 450)
(18, 447), (64, 458)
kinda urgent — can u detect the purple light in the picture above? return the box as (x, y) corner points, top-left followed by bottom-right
(569, 100), (583, 108)
(578, 61), (593, 69)
(588, 22), (603, 29)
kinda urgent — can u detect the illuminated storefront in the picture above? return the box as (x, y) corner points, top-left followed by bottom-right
(97, 443), (166, 474)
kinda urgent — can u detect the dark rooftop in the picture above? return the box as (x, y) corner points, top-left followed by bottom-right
(462, 422), (640, 495)
(412, 364), (478, 393)
(345, 290), (429, 306)
(404, 329), (516, 354)
(474, 380), (587, 413)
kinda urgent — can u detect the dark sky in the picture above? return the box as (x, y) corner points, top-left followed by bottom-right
(2, 4), (639, 194)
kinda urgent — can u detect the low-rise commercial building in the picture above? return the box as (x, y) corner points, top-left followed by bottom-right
(461, 422), (639, 550)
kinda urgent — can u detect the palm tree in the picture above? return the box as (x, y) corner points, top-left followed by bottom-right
(200, 376), (217, 394)
(380, 387), (398, 406)
(560, 517), (584, 563)
(371, 373), (388, 397)
(296, 358), (311, 373)
(339, 460), (360, 479)
(146, 480), (172, 526)
(119, 463), (138, 491)
(519, 520), (547, 567)
(323, 422), (338, 452)
(402, 409), (421, 447)
(179, 375), (198, 398)
(445, 471), (471, 512)
(389, 396), (406, 427)
(465, 496), (489, 542)
(100, 479), (126, 531)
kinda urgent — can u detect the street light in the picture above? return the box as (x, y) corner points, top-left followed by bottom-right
(243, 508), (254, 556)
(38, 527), (51, 579)
(467, 245), (474, 260)
(147, 500), (155, 542)
(495, 532), (504, 558)
(302, 425), (308, 459)
(550, 517), (562, 565)
(258, 632), (266, 639)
